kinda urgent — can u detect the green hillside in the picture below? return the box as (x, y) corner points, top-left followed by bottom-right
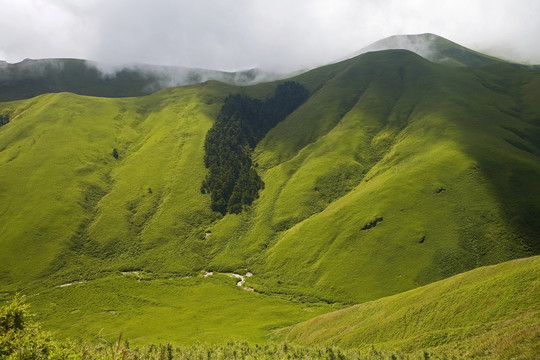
(278, 256), (540, 359)
(0, 83), (228, 289)
(1, 36), (539, 348)
(207, 50), (540, 303)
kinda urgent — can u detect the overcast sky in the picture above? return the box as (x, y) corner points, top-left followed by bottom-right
(1, 0), (539, 71)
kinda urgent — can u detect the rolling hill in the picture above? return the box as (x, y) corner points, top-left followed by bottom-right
(0, 34), (539, 351)
(278, 255), (540, 359)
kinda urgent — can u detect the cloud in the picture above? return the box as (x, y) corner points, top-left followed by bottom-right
(83, 60), (277, 91)
(1, 0), (539, 71)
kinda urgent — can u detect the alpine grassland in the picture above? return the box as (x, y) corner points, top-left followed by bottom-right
(278, 256), (540, 359)
(0, 34), (539, 357)
(2, 257), (538, 359)
(0, 84), (223, 289)
(27, 273), (334, 344)
(208, 50), (540, 304)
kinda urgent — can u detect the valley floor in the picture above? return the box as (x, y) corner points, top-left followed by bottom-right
(23, 271), (336, 345)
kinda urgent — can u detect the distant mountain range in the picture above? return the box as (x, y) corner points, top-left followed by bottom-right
(0, 57), (278, 101)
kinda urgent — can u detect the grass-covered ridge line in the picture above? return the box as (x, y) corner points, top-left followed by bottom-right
(201, 81), (308, 214)
(362, 33), (506, 67)
(278, 256), (540, 359)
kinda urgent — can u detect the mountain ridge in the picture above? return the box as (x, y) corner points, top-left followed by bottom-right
(0, 57), (274, 102)
(2, 33), (538, 103)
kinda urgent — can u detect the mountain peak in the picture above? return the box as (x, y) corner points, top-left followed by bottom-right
(358, 33), (502, 67)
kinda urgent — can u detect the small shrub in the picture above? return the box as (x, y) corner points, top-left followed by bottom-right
(0, 294), (56, 359)
(0, 114), (9, 126)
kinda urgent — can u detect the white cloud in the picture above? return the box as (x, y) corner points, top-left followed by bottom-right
(1, 0), (539, 70)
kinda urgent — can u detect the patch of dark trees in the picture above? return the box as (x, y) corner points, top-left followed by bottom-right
(201, 81), (308, 215)
(361, 217), (383, 230)
(0, 114), (9, 127)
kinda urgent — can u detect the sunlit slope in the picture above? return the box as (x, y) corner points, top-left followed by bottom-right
(278, 256), (540, 359)
(0, 82), (234, 289)
(0, 59), (345, 293)
(28, 272), (332, 345)
(207, 50), (540, 303)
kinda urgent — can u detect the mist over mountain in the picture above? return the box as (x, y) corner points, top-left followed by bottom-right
(1, 33), (535, 103)
(0, 57), (277, 101)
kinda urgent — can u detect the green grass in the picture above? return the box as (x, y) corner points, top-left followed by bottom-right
(26, 272), (334, 345)
(278, 256), (540, 359)
(0, 83), (234, 291)
(207, 51), (540, 304)
(365, 33), (507, 67)
(4, 258), (538, 358)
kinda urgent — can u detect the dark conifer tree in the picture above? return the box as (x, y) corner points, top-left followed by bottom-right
(202, 82), (308, 215)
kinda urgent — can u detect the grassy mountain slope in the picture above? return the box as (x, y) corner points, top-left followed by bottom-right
(1, 45), (539, 343)
(278, 256), (540, 359)
(207, 50), (540, 303)
(0, 83), (228, 289)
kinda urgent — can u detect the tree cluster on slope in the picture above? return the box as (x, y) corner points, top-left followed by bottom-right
(0, 114), (9, 127)
(202, 81), (308, 215)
